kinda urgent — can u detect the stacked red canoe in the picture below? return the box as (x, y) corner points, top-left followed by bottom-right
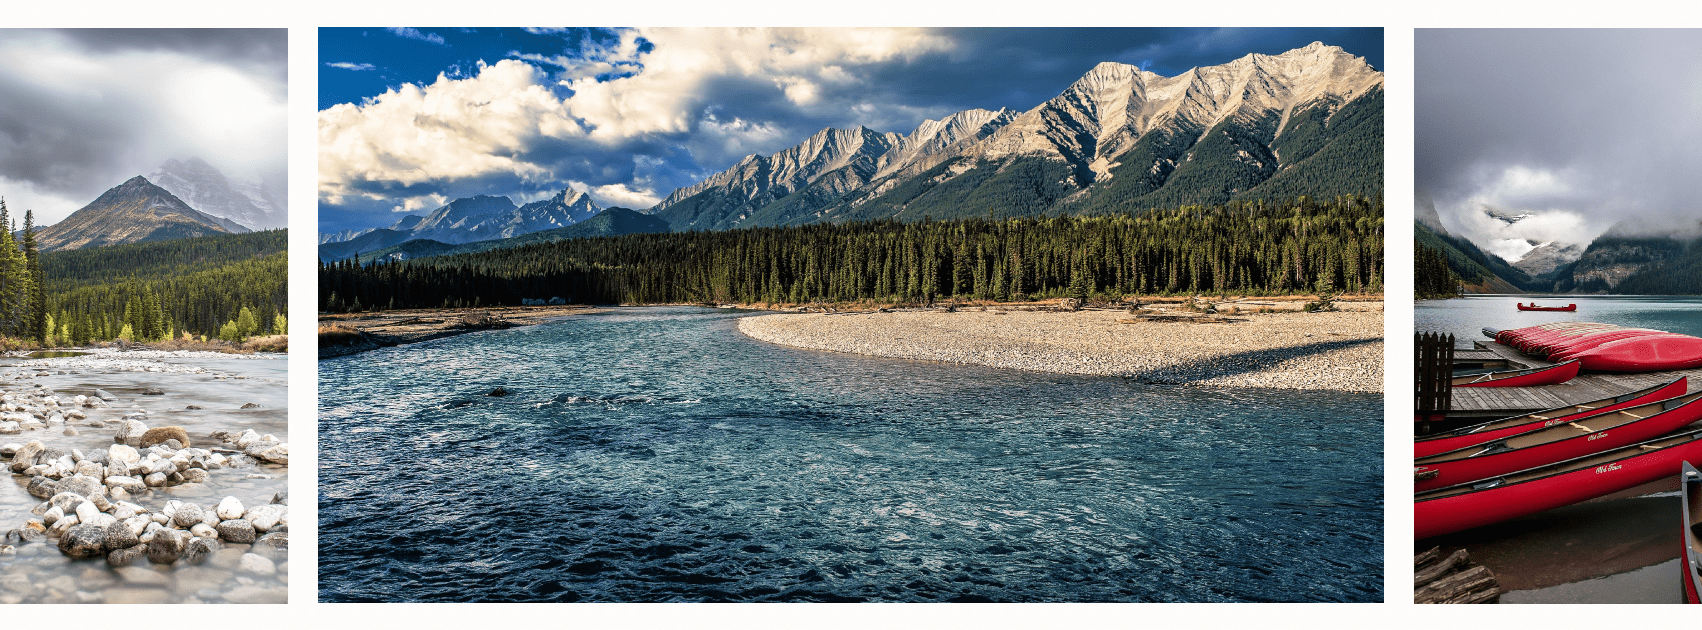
(1491, 322), (1702, 372)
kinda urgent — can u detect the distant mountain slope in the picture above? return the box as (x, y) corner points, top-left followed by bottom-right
(148, 157), (270, 232)
(647, 42), (1383, 231)
(1569, 236), (1688, 293)
(335, 207), (669, 263)
(37, 176), (235, 252)
(1415, 220), (1528, 293)
(323, 188), (604, 249)
(317, 228), (415, 261)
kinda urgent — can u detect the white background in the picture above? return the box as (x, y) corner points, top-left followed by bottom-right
(9, 0), (1701, 625)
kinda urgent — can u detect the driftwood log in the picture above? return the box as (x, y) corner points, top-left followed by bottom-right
(1415, 546), (1499, 604)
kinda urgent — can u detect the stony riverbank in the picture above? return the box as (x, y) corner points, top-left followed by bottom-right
(0, 351), (287, 603)
(738, 302), (1383, 392)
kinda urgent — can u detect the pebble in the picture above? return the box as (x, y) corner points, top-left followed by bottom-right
(737, 305), (1385, 392)
(236, 553), (275, 576)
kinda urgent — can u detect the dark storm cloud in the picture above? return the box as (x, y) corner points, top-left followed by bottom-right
(1417, 29), (1702, 243)
(0, 29), (287, 224)
(52, 28), (288, 91)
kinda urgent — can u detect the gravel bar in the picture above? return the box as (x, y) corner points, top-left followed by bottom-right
(738, 303), (1383, 392)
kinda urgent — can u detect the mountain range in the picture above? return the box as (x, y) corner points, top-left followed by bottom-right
(1416, 205), (1702, 295)
(322, 41), (1383, 261)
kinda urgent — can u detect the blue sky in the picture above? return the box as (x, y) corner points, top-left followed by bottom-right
(319, 27), (1381, 234)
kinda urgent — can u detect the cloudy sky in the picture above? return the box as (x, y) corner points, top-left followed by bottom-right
(1417, 29), (1702, 261)
(319, 27), (1381, 234)
(0, 29), (287, 226)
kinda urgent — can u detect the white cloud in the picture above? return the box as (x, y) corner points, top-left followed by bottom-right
(387, 27), (446, 46)
(318, 59), (586, 203)
(588, 181), (661, 209)
(320, 28), (957, 209)
(391, 193), (449, 214)
(326, 62), (376, 71)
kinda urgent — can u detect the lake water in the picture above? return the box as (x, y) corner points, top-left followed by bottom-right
(1416, 294), (1702, 343)
(1415, 295), (1700, 603)
(0, 351), (288, 604)
(318, 306), (1381, 602)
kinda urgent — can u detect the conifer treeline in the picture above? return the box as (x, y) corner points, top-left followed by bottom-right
(41, 230), (288, 343)
(1414, 244), (1458, 299)
(321, 196), (1382, 311)
(0, 200), (48, 342)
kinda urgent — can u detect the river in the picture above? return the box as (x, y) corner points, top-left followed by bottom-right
(319, 306), (1381, 602)
(0, 350), (288, 604)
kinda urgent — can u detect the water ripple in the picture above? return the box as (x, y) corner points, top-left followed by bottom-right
(319, 306), (1382, 602)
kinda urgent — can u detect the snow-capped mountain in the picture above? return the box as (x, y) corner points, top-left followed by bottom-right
(650, 41), (1384, 231)
(320, 228), (376, 245)
(1511, 241), (1587, 276)
(148, 157), (284, 231)
(381, 188), (602, 245)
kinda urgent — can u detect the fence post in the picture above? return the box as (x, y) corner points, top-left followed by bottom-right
(1416, 332), (1454, 432)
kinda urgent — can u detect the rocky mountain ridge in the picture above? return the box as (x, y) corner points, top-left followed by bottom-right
(36, 176), (236, 252)
(650, 41), (1383, 231)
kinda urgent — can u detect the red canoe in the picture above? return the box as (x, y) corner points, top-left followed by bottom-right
(1544, 330), (1672, 360)
(1452, 359), (1580, 388)
(1511, 324), (1618, 353)
(1569, 335), (1702, 372)
(1684, 461), (1701, 604)
(1495, 323), (1618, 353)
(1416, 427), (1702, 540)
(1414, 377), (1688, 459)
(1517, 303), (1577, 311)
(1414, 390), (1702, 492)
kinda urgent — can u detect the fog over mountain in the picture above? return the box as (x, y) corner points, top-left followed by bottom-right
(0, 29), (286, 226)
(1417, 29), (1702, 256)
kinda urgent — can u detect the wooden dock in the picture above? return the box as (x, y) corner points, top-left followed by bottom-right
(1447, 340), (1701, 419)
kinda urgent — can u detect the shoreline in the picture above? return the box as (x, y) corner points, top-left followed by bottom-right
(737, 301), (1383, 392)
(318, 305), (606, 359)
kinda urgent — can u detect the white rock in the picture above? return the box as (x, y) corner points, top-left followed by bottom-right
(74, 501), (100, 523)
(237, 553), (275, 576)
(216, 496), (244, 520)
(115, 419), (147, 446)
(42, 505), (62, 525)
(190, 523), (216, 538)
(107, 444), (140, 466)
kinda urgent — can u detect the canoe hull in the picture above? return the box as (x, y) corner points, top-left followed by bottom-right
(1517, 304), (1576, 311)
(1572, 336), (1702, 372)
(1415, 393), (1702, 492)
(1413, 377), (1688, 459)
(1453, 360), (1580, 388)
(1416, 431), (1702, 540)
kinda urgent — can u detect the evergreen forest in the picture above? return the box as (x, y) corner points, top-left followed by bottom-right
(41, 230), (288, 344)
(320, 196), (1382, 312)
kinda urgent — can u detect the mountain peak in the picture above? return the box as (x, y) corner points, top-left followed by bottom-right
(36, 175), (235, 251)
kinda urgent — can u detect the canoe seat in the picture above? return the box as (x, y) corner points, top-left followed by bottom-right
(1567, 422), (1594, 433)
(1617, 410), (1645, 419)
(1471, 478), (1505, 490)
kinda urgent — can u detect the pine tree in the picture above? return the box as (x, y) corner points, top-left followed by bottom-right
(22, 210), (43, 343)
